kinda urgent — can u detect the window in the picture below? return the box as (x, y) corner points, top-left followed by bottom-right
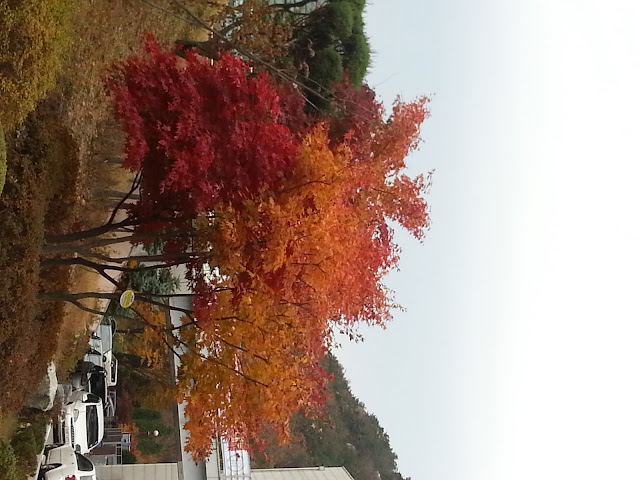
(86, 406), (99, 448)
(75, 453), (94, 472)
(88, 373), (106, 401)
(84, 393), (100, 404)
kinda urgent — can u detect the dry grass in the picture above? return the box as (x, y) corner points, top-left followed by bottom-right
(53, 122), (136, 379)
(47, 0), (200, 376)
(60, 0), (202, 153)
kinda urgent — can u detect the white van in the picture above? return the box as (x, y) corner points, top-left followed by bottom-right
(53, 391), (104, 454)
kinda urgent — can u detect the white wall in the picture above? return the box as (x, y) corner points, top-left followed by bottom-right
(96, 463), (179, 480)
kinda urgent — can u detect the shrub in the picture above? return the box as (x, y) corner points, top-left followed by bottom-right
(10, 425), (40, 478)
(133, 408), (162, 422)
(116, 392), (134, 425)
(0, 128), (48, 411)
(137, 436), (162, 455)
(0, 125), (6, 195)
(0, 0), (73, 128)
(122, 450), (138, 464)
(155, 424), (174, 436)
(133, 408), (170, 435)
(0, 440), (18, 480)
(0, 101), (77, 412)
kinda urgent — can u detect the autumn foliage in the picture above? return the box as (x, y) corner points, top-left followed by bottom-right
(101, 37), (431, 460)
(106, 37), (303, 218)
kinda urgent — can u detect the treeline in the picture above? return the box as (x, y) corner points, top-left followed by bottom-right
(252, 354), (408, 480)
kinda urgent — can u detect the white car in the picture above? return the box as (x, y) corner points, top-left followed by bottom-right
(39, 444), (96, 480)
(104, 350), (118, 388)
(85, 320), (118, 389)
(89, 321), (116, 357)
(70, 362), (115, 418)
(84, 348), (118, 387)
(53, 391), (104, 454)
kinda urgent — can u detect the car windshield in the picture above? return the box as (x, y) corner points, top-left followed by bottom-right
(89, 373), (105, 401)
(86, 406), (99, 448)
(75, 452), (94, 472)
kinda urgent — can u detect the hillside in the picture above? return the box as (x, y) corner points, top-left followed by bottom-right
(252, 354), (408, 480)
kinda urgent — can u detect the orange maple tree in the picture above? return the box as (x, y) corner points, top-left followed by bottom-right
(181, 111), (430, 457)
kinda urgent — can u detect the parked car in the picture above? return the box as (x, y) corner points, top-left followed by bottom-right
(104, 350), (118, 387)
(52, 390), (104, 454)
(89, 320), (116, 357)
(71, 362), (116, 418)
(84, 348), (118, 387)
(85, 319), (118, 391)
(39, 443), (97, 480)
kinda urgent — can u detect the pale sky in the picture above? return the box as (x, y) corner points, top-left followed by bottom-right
(334, 1), (640, 479)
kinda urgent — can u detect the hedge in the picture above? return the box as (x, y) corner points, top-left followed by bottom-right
(0, 0), (73, 128)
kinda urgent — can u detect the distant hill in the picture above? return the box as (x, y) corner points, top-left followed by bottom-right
(251, 354), (408, 480)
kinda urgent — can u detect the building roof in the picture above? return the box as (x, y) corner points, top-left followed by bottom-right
(96, 463), (179, 480)
(252, 467), (355, 480)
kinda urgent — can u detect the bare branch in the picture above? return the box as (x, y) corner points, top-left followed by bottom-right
(43, 256), (190, 274)
(107, 172), (141, 225)
(45, 218), (140, 244)
(42, 231), (193, 254)
(170, 334), (269, 387)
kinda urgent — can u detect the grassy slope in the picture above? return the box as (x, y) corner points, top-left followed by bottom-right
(0, 0), (202, 412)
(0, 4), (209, 478)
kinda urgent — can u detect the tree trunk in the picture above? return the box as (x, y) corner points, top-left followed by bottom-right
(45, 218), (140, 244)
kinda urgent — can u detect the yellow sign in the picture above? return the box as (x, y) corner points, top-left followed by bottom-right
(119, 290), (135, 308)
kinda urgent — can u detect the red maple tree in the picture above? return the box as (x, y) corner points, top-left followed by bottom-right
(106, 36), (306, 221)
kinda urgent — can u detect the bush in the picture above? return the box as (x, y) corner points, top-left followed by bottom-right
(122, 450), (138, 464)
(0, 125), (6, 195)
(0, 440), (18, 480)
(0, 126), (49, 411)
(133, 408), (162, 422)
(116, 392), (134, 425)
(10, 421), (44, 478)
(136, 436), (162, 455)
(0, 0), (73, 128)
(0, 101), (78, 412)
(133, 408), (173, 436)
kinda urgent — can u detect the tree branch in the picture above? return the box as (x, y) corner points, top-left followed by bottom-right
(42, 231), (193, 255)
(107, 171), (141, 225)
(170, 333), (269, 387)
(45, 218), (140, 244)
(43, 256), (190, 274)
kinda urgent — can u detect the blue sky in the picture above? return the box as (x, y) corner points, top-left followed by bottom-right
(335, 1), (640, 479)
